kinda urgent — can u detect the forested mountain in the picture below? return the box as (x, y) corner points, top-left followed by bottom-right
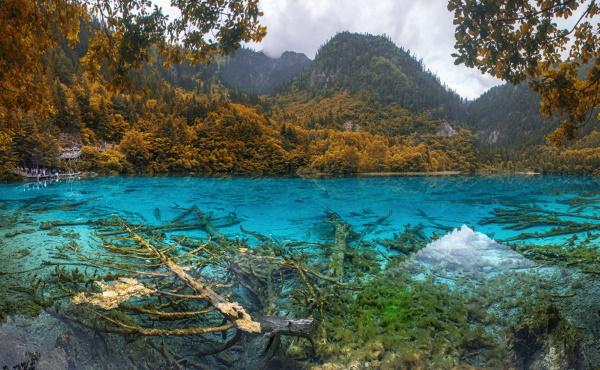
(466, 82), (600, 175)
(271, 32), (467, 137)
(290, 32), (465, 116)
(221, 49), (311, 95)
(142, 47), (311, 97)
(467, 82), (600, 148)
(466, 83), (559, 148)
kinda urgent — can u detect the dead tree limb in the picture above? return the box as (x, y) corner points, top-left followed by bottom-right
(326, 214), (349, 279)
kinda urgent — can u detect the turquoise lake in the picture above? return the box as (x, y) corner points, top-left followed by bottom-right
(1, 175), (599, 368)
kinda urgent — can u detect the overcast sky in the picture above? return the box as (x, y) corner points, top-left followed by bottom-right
(244, 0), (503, 100)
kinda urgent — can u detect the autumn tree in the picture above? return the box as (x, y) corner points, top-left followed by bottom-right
(0, 0), (266, 128)
(12, 118), (61, 169)
(449, 0), (600, 144)
(0, 131), (15, 175)
(118, 129), (151, 171)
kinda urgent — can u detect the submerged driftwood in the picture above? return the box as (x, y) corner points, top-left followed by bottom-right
(58, 211), (324, 364)
(17, 204), (434, 367)
(326, 210), (349, 279)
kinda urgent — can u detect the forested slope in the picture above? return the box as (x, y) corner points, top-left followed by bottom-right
(221, 49), (311, 95)
(1, 29), (480, 177)
(5, 24), (600, 179)
(466, 82), (600, 175)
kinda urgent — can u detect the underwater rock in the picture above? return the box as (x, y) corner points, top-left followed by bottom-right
(414, 225), (537, 272)
(37, 347), (68, 370)
(309, 363), (344, 370)
(48, 229), (62, 236)
(62, 232), (80, 239)
(0, 337), (34, 369)
(40, 221), (55, 230)
(55, 329), (79, 368)
(11, 248), (31, 259)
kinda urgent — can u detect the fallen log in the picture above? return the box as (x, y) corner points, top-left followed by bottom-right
(327, 214), (349, 279)
(260, 315), (316, 340)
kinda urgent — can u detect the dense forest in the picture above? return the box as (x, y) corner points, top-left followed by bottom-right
(3, 27), (600, 180)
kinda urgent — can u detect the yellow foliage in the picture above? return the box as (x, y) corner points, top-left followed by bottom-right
(0, 0), (86, 127)
(0, 0), (264, 130)
(449, 0), (600, 145)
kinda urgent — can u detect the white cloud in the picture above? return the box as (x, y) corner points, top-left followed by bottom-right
(246, 0), (503, 100)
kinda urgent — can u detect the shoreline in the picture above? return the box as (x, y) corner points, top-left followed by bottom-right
(355, 170), (463, 177)
(16, 171), (98, 182)
(0, 169), (552, 184)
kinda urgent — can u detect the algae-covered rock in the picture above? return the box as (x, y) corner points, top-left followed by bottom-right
(62, 232), (80, 239)
(55, 329), (79, 368)
(40, 221), (55, 230)
(4, 228), (36, 237)
(37, 348), (68, 370)
(0, 337), (36, 369)
(504, 304), (582, 369)
(48, 229), (62, 236)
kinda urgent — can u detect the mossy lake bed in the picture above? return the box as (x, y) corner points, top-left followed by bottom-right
(1, 175), (600, 369)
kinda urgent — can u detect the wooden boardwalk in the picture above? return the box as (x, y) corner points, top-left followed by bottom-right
(17, 171), (97, 182)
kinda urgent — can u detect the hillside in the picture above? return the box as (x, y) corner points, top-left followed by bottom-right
(146, 48), (311, 96)
(467, 79), (600, 149)
(466, 83), (559, 148)
(272, 32), (466, 137)
(466, 82), (600, 175)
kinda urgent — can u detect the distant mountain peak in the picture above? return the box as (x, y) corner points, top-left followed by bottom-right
(220, 48), (311, 95)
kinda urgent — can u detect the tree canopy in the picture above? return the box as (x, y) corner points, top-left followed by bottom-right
(0, 0), (265, 127)
(448, 0), (600, 144)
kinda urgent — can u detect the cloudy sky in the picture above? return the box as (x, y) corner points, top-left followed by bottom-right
(244, 0), (503, 100)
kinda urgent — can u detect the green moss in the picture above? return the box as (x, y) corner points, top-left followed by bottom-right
(316, 267), (501, 368)
(347, 249), (381, 275)
(103, 309), (139, 327)
(0, 299), (18, 323)
(504, 304), (582, 368)
(510, 242), (600, 274)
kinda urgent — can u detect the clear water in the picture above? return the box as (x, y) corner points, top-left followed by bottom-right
(5, 174), (597, 243)
(1, 174), (600, 368)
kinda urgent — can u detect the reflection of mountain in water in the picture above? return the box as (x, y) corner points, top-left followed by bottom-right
(414, 225), (538, 274)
